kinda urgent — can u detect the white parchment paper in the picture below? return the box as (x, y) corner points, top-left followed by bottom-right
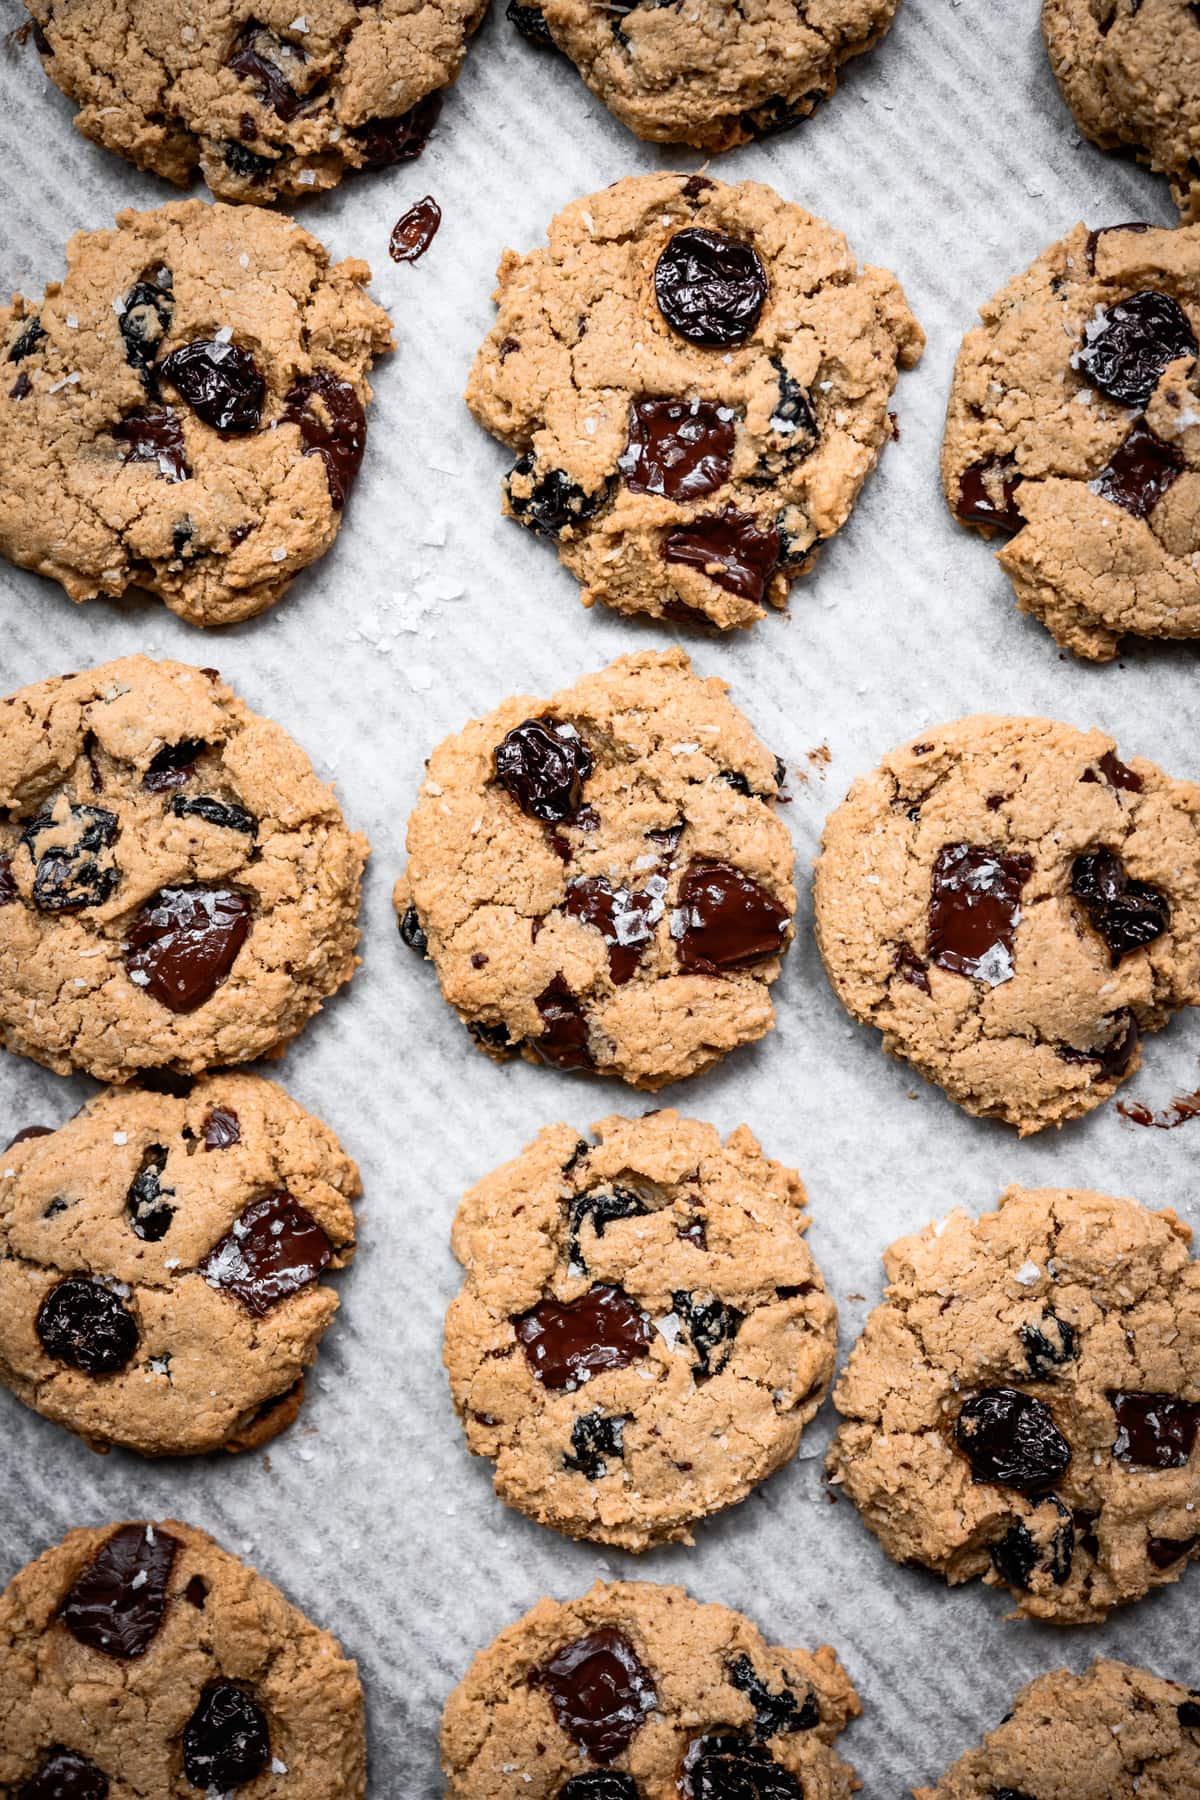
(0, 1), (1197, 1791)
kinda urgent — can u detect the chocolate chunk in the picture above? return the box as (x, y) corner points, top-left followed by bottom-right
(564, 1410), (626, 1478)
(682, 1733), (801, 1800)
(567, 1186), (651, 1272)
(494, 716), (594, 822)
(505, 452), (612, 536)
(8, 316), (46, 363)
(989, 1497), (1073, 1590)
(20, 803), (118, 913)
(126, 1146), (175, 1242)
(558, 1777), (641, 1800)
(1180, 1699), (1200, 1730)
(199, 1192), (332, 1317)
(661, 505), (780, 604)
(161, 339), (264, 434)
(1147, 1534), (1197, 1569)
(143, 737), (205, 792)
(1082, 748), (1144, 791)
(1071, 849), (1169, 964)
(5, 1125), (53, 1149)
(124, 886), (252, 1012)
(673, 860), (789, 973)
(654, 228), (768, 346)
(399, 906), (428, 953)
(390, 195), (442, 264)
(507, 0), (554, 41)
(36, 1279), (139, 1374)
(893, 942), (931, 992)
(955, 460), (1023, 533)
(514, 1284), (654, 1390)
(927, 843), (1033, 985)
(470, 1018), (513, 1053)
(9, 371), (31, 400)
(279, 369), (367, 508)
(672, 1289), (744, 1379)
(728, 1653), (819, 1737)
(532, 1627), (656, 1762)
(1076, 289), (1197, 406)
(61, 1523), (179, 1658)
(767, 359), (818, 458)
(620, 397), (735, 500)
(1088, 417), (1182, 518)
(1057, 1007), (1140, 1078)
(168, 794), (257, 834)
(17, 1749), (109, 1800)
(1084, 221), (1150, 272)
(1109, 1390), (1200, 1468)
(955, 1388), (1071, 1492)
(182, 1682), (270, 1791)
(565, 874), (661, 983)
(1020, 1312), (1077, 1377)
(352, 92), (442, 168)
(203, 1105), (241, 1150)
(533, 978), (593, 1068)
(113, 406), (190, 482)
(119, 272), (172, 382)
(228, 21), (305, 121)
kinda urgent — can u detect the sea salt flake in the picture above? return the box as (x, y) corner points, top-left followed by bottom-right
(1013, 1259), (1040, 1287)
(113, 1131), (128, 1145)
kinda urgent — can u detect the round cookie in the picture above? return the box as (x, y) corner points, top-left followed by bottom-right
(0, 1074), (358, 1456)
(466, 172), (923, 630)
(914, 1659), (1200, 1798)
(1043, 0), (1200, 228)
(445, 1110), (837, 1549)
(813, 715), (1200, 1134)
(0, 198), (392, 627)
(0, 656), (368, 1083)
(395, 648), (796, 1088)
(510, 0), (901, 152)
(0, 1518), (366, 1795)
(941, 220), (1200, 659)
(828, 1185), (1200, 1625)
(441, 1579), (861, 1799)
(24, 0), (486, 203)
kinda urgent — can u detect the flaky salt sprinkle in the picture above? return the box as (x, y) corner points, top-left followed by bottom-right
(298, 170), (317, 186)
(214, 324), (233, 345)
(238, 252), (250, 268)
(1014, 1259), (1040, 1286)
(113, 1131), (128, 1145)
(271, 546), (288, 562)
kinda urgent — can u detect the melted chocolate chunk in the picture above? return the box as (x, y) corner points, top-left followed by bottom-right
(558, 1778), (642, 1800)
(61, 1523), (179, 1658)
(514, 1284), (654, 1390)
(505, 452), (612, 536)
(567, 1186), (651, 1272)
(203, 1105), (241, 1150)
(1076, 289), (1197, 407)
(1088, 416), (1182, 517)
(199, 1192), (332, 1317)
(743, 91), (820, 138)
(955, 1388), (1071, 1492)
(532, 1627), (656, 1763)
(20, 804), (118, 913)
(182, 1682), (271, 1791)
(767, 359), (818, 458)
(36, 1279), (138, 1374)
(564, 1410), (626, 1478)
(1147, 1534), (1198, 1569)
(1020, 1311), (1078, 1378)
(143, 737), (205, 792)
(17, 1748), (109, 1800)
(1082, 748), (1143, 791)
(1109, 1390), (1200, 1468)
(1085, 221), (1150, 272)
(124, 886), (252, 1012)
(113, 406), (190, 482)
(673, 860), (789, 973)
(893, 941), (931, 992)
(1071, 849), (1169, 964)
(279, 370), (366, 509)
(927, 843), (1033, 985)
(126, 1145), (175, 1242)
(565, 875), (660, 983)
(672, 1289), (743, 1379)
(1180, 1698), (1200, 1730)
(654, 229), (768, 346)
(5, 1125), (53, 1149)
(399, 906), (428, 952)
(390, 195), (442, 264)
(494, 717), (593, 822)
(661, 505), (780, 604)
(989, 1498), (1073, 1590)
(508, 0), (554, 40)
(161, 340), (264, 434)
(533, 978), (593, 1068)
(682, 1733), (801, 1800)
(119, 271), (172, 383)
(1057, 1007), (1140, 1078)
(168, 793), (257, 834)
(621, 397), (735, 500)
(955, 460), (1023, 533)
(352, 92), (442, 167)
(228, 21), (305, 120)
(9, 316), (46, 362)
(728, 1654), (819, 1737)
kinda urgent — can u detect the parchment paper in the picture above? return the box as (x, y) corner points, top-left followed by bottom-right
(0, 1), (1196, 1790)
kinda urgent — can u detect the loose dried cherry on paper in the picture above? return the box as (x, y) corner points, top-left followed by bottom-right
(160, 340), (265, 434)
(36, 1278), (139, 1374)
(124, 886), (252, 1012)
(654, 229), (768, 346)
(20, 803), (118, 913)
(390, 196), (442, 264)
(494, 717), (594, 822)
(61, 1523), (179, 1658)
(565, 875), (659, 983)
(203, 1105), (241, 1149)
(143, 737), (205, 792)
(1088, 417), (1182, 518)
(199, 1192), (332, 1316)
(505, 454), (611, 537)
(1071, 849), (1169, 964)
(17, 1748), (110, 1800)
(927, 843), (1033, 985)
(564, 1410), (625, 1478)
(514, 1284), (654, 1389)
(532, 1627), (657, 1762)
(279, 370), (367, 508)
(126, 1145), (175, 1242)
(681, 1733), (801, 1800)
(169, 794), (257, 834)
(1109, 1390), (1200, 1467)
(673, 860), (789, 973)
(352, 92), (442, 167)
(621, 397), (735, 500)
(182, 1681), (270, 1791)
(113, 407), (190, 483)
(727, 1654), (819, 1737)
(672, 1289), (744, 1379)
(661, 506), (780, 604)
(1075, 289), (1197, 406)
(955, 460), (1023, 533)
(955, 1387), (1071, 1491)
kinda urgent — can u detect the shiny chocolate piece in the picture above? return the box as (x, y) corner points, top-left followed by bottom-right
(621, 397), (735, 500)
(927, 842), (1033, 985)
(1109, 1390), (1200, 1468)
(532, 1626), (656, 1762)
(5, 1125), (53, 1149)
(565, 874), (661, 983)
(36, 1278), (138, 1375)
(199, 1192), (332, 1317)
(279, 370), (367, 508)
(124, 886), (252, 1012)
(955, 460), (1023, 533)
(661, 506), (780, 604)
(514, 1284), (654, 1390)
(955, 1388), (1071, 1492)
(1084, 222), (1150, 273)
(1057, 1007), (1140, 1079)
(1088, 417), (1182, 518)
(673, 860), (788, 973)
(113, 406), (190, 482)
(1147, 1534), (1198, 1570)
(495, 717), (593, 822)
(654, 229), (767, 347)
(61, 1523), (179, 1658)
(533, 978), (593, 1069)
(1082, 748), (1143, 792)
(228, 21), (306, 121)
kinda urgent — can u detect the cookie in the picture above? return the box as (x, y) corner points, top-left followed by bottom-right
(24, 0), (485, 203)
(441, 1579), (861, 1798)
(509, 0), (901, 152)
(0, 1518), (366, 1795)
(914, 1659), (1200, 1798)
(0, 1074), (359, 1456)
(395, 648), (796, 1088)
(828, 1184), (1200, 1625)
(0, 198), (392, 627)
(0, 656), (368, 1083)
(813, 715), (1200, 1134)
(445, 1110), (837, 1550)
(466, 172), (923, 630)
(1043, 0), (1200, 228)
(941, 219), (1200, 659)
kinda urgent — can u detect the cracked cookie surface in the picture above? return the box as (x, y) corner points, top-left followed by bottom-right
(0, 198), (392, 626)
(395, 648), (796, 1088)
(0, 1518), (365, 1796)
(466, 172), (923, 630)
(0, 656), (368, 1083)
(0, 1074), (358, 1457)
(24, 0), (486, 202)
(1043, 0), (1200, 228)
(813, 715), (1200, 1134)
(828, 1185), (1200, 1625)
(441, 1578), (860, 1799)
(518, 0), (901, 151)
(941, 220), (1200, 658)
(914, 1659), (1200, 1797)
(445, 1110), (837, 1550)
